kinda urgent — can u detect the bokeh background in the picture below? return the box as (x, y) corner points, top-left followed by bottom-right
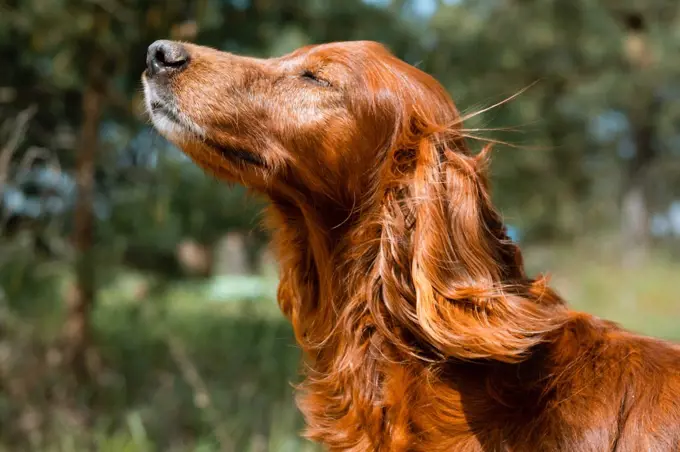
(1, 0), (679, 450)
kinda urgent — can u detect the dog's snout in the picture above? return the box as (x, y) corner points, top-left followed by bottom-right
(146, 40), (189, 77)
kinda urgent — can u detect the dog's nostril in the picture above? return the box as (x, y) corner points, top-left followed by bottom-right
(146, 40), (190, 76)
(154, 48), (167, 65)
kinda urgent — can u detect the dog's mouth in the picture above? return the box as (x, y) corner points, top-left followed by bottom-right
(149, 101), (183, 128)
(148, 100), (265, 168)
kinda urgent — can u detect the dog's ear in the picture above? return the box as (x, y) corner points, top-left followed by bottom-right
(373, 118), (567, 362)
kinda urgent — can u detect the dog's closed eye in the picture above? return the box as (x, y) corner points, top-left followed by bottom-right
(301, 70), (331, 87)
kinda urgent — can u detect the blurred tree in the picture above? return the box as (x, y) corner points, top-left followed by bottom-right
(1, 0), (202, 383)
(423, 0), (680, 252)
(65, 5), (107, 383)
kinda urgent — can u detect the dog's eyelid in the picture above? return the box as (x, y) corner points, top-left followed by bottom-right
(301, 69), (332, 88)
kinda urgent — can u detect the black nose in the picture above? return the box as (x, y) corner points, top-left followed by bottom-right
(146, 40), (189, 77)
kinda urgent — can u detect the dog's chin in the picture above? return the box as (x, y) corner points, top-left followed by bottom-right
(149, 109), (191, 144)
(144, 92), (265, 168)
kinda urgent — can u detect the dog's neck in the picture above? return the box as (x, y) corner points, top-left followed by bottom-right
(266, 184), (569, 351)
(265, 191), (570, 447)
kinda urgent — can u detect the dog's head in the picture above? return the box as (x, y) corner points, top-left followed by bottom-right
(142, 40), (459, 201)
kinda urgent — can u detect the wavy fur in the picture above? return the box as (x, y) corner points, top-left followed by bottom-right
(144, 40), (680, 451)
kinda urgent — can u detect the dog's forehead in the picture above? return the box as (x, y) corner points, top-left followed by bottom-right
(273, 41), (391, 70)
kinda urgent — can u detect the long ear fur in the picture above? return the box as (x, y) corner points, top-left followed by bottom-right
(371, 116), (569, 363)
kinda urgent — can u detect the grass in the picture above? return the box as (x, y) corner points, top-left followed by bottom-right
(0, 266), (315, 451)
(524, 244), (680, 340)
(0, 244), (678, 450)
(90, 276), (313, 452)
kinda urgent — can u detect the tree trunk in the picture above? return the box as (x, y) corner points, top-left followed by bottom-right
(620, 178), (648, 267)
(539, 78), (580, 239)
(621, 99), (658, 268)
(620, 17), (659, 268)
(63, 55), (104, 383)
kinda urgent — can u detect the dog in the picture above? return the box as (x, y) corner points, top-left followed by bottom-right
(143, 39), (680, 451)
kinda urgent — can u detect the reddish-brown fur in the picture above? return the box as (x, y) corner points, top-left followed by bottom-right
(143, 40), (680, 451)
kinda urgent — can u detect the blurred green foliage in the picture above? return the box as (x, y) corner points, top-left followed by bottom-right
(0, 0), (679, 450)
